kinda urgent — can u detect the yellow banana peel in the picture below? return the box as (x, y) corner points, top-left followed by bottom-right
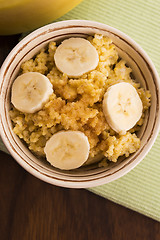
(0, 0), (82, 35)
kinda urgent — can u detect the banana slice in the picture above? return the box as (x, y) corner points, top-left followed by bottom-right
(84, 153), (104, 166)
(44, 131), (90, 170)
(11, 72), (53, 113)
(103, 82), (143, 135)
(54, 37), (99, 77)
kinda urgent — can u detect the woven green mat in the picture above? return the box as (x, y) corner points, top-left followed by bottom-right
(1, 0), (160, 221)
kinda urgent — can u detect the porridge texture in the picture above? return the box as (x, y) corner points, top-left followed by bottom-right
(10, 34), (151, 166)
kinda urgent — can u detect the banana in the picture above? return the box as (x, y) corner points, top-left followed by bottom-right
(44, 131), (90, 170)
(54, 37), (99, 77)
(84, 153), (104, 166)
(11, 72), (53, 113)
(103, 82), (143, 135)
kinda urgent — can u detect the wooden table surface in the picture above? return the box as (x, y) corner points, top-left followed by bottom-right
(0, 35), (160, 240)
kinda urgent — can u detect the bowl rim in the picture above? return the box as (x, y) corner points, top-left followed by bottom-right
(0, 19), (160, 188)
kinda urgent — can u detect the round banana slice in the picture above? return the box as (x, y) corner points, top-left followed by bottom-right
(44, 131), (90, 170)
(103, 82), (143, 135)
(11, 72), (53, 113)
(84, 153), (104, 166)
(54, 37), (99, 77)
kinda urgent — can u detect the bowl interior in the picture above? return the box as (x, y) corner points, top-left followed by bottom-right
(0, 21), (159, 187)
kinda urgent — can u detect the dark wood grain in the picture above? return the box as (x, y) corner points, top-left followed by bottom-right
(0, 36), (160, 240)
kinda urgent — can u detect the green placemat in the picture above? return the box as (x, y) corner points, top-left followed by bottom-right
(1, 0), (160, 221)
